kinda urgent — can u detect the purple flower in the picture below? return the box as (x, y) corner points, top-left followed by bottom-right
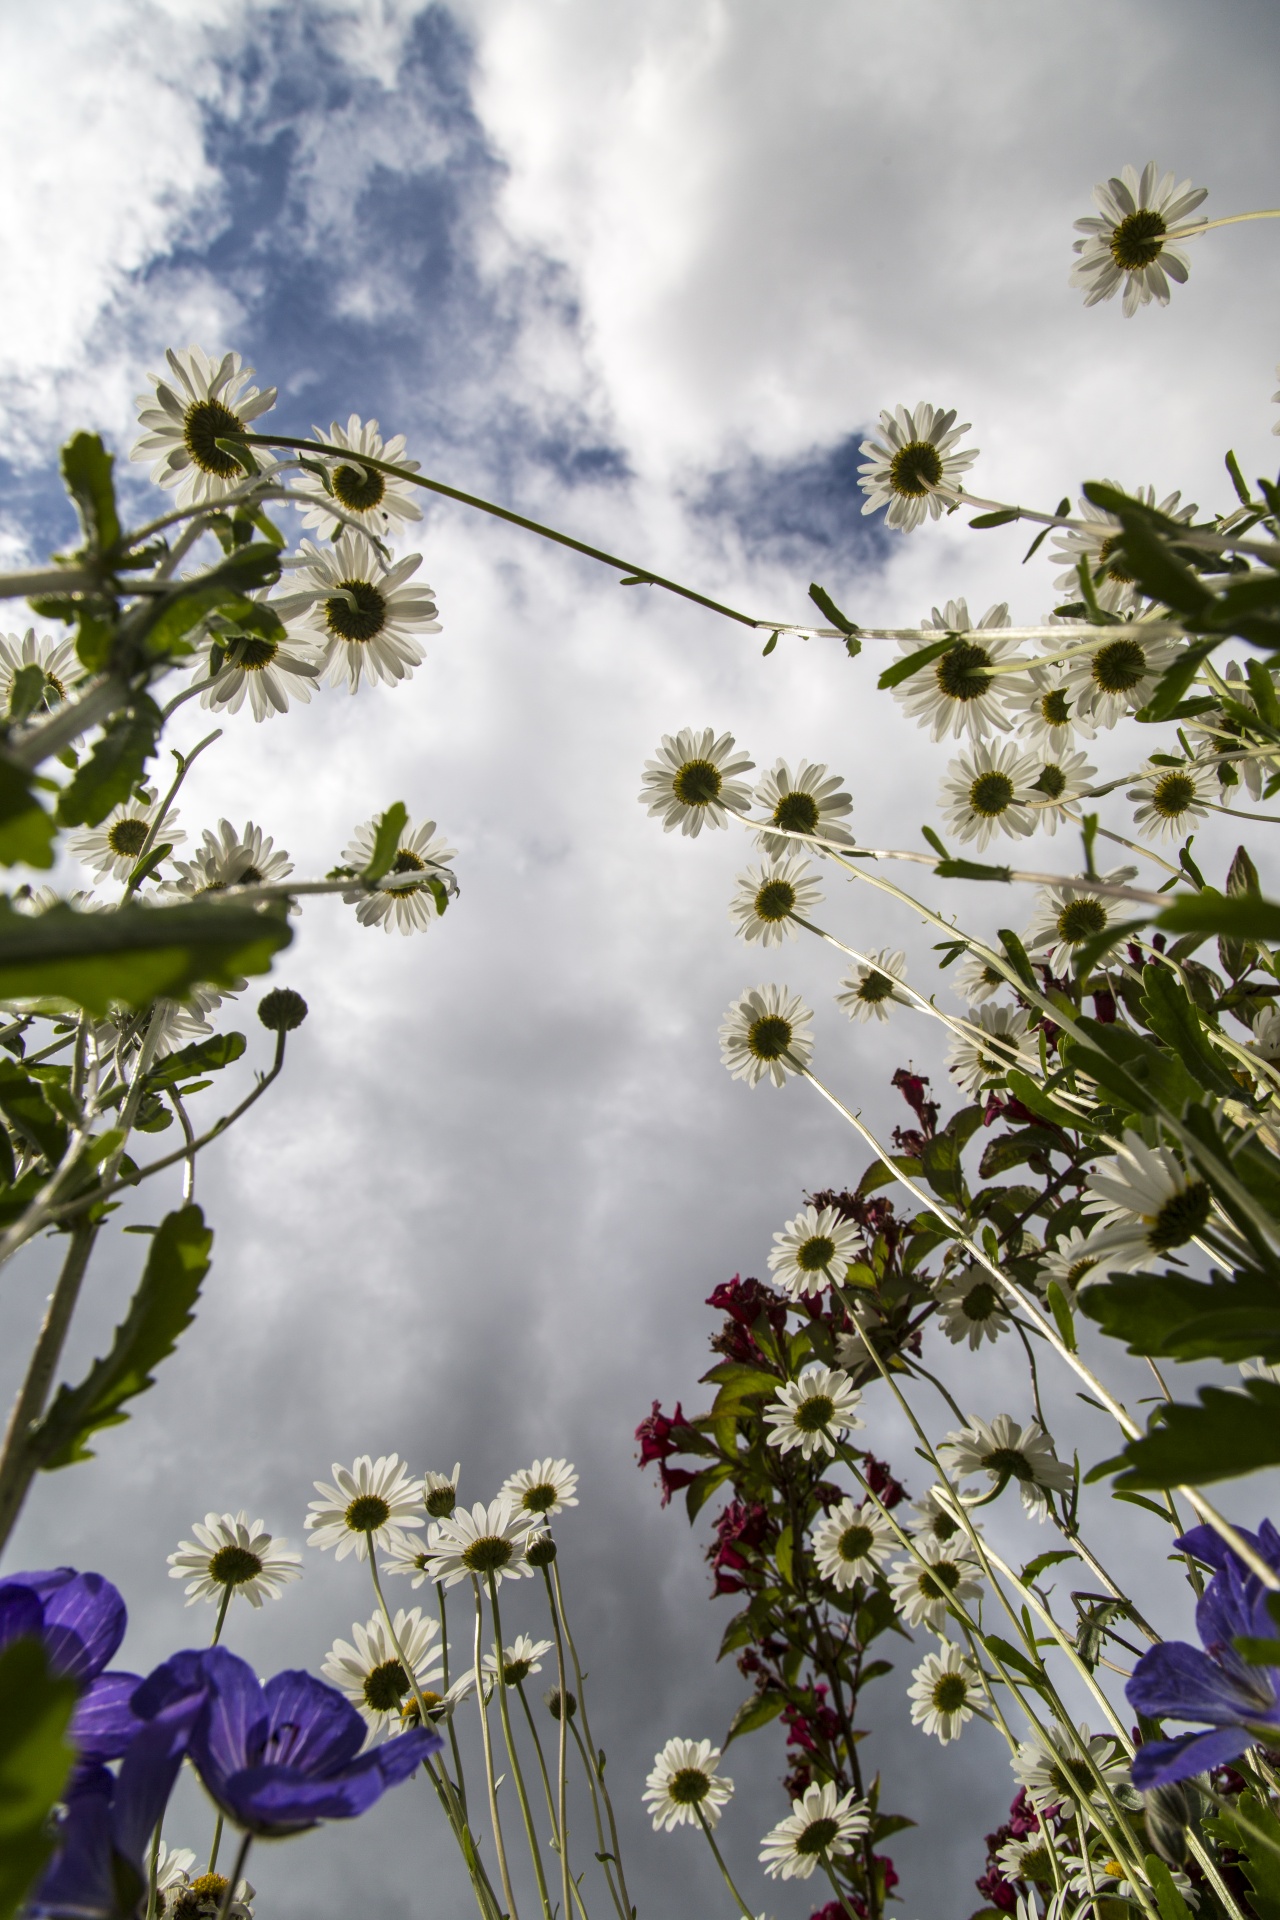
(154, 1646), (441, 1837)
(1127, 1526), (1280, 1789)
(0, 1567), (141, 1762)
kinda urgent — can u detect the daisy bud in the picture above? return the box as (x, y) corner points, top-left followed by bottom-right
(258, 987), (308, 1032)
(526, 1534), (558, 1568)
(544, 1686), (577, 1720)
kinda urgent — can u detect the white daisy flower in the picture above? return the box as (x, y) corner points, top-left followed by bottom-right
(0, 628), (79, 722)
(1065, 1852), (1197, 1907)
(341, 815), (457, 935)
(730, 854), (824, 946)
(996, 1834), (1060, 1888)
(1052, 488), (1195, 619)
(811, 1497), (896, 1589)
(501, 1458), (579, 1518)
(940, 741), (1041, 848)
(1027, 748), (1096, 835)
(483, 1633), (554, 1685)
(277, 531), (440, 692)
(858, 403), (979, 531)
(940, 1414), (1073, 1520)
(1251, 1005), (1280, 1063)
(767, 1204), (861, 1300)
(953, 952), (1006, 1005)
(1188, 662), (1276, 802)
(1069, 631), (1187, 731)
(1012, 1721), (1132, 1822)
(1008, 657), (1095, 754)
(322, 1606), (444, 1728)
(896, 600), (1020, 742)
(719, 984), (814, 1088)
(69, 791), (184, 883)
(192, 624), (321, 723)
(93, 983), (227, 1065)
(643, 1736), (734, 1832)
(764, 1364), (863, 1461)
(1070, 163), (1208, 317)
(1128, 759), (1219, 841)
(1038, 1228), (1102, 1301)
(888, 1535), (984, 1630)
(912, 1484), (981, 1549)
(422, 1464), (462, 1519)
(305, 1454), (424, 1562)
(837, 949), (909, 1023)
(908, 1642), (982, 1744)
(1082, 1132), (1212, 1271)
(153, 1843), (197, 1912)
(167, 1511), (301, 1610)
(424, 1498), (540, 1589)
(164, 1868), (255, 1920)
(759, 1780), (869, 1879)
(1023, 869), (1138, 976)
(291, 413), (423, 539)
(131, 345), (277, 507)
(935, 1266), (1011, 1350)
(946, 1004), (1035, 1093)
(752, 758), (854, 856)
(1241, 1358), (1280, 1386)
(378, 1542), (436, 1588)
(168, 820), (292, 897)
(639, 727), (754, 837)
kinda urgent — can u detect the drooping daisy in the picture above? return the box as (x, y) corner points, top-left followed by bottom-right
(888, 1536), (984, 1630)
(131, 345), (277, 507)
(729, 854), (823, 945)
(996, 1834), (1060, 1889)
(1070, 163), (1207, 317)
(764, 1364), (863, 1460)
(759, 1780), (869, 1879)
(946, 1004), (1035, 1094)
(483, 1634), (554, 1686)
(912, 1485), (980, 1549)
(719, 984), (814, 1088)
(306, 1454), (425, 1562)
(896, 600), (1020, 741)
(153, 1843), (197, 1915)
(908, 1642), (983, 1744)
(1012, 1721), (1133, 1822)
(940, 741), (1041, 848)
(1027, 748), (1096, 835)
(1052, 488), (1196, 619)
(341, 815), (457, 934)
(639, 727), (754, 837)
(940, 1414), (1073, 1520)
(167, 1511), (302, 1609)
(1038, 1229), (1102, 1301)
(169, 820), (293, 897)
(0, 628), (79, 722)
(953, 952), (1006, 1005)
(858, 403), (979, 532)
(322, 1606), (444, 1728)
(69, 791), (184, 883)
(1128, 759), (1218, 841)
(1067, 629), (1186, 730)
(934, 1266), (1011, 1350)
(292, 414), (423, 539)
(1082, 1132), (1212, 1272)
(1023, 869), (1138, 976)
(424, 1498), (540, 1589)
(643, 1736), (734, 1831)
(1008, 657), (1095, 754)
(811, 1497), (896, 1589)
(193, 625), (321, 723)
(422, 1464), (462, 1519)
(767, 1204), (861, 1300)
(379, 1542), (436, 1588)
(837, 950), (909, 1023)
(752, 758), (854, 856)
(1251, 1006), (1280, 1064)
(501, 1458), (579, 1518)
(277, 531), (440, 692)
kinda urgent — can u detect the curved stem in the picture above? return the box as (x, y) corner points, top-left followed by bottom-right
(693, 1804), (754, 1920)
(541, 1568), (575, 1920)
(820, 1853), (862, 1920)
(472, 1575), (520, 1920)
(209, 1584), (234, 1647)
(488, 1575), (553, 1919)
(550, 1560), (634, 1920)
(214, 1833), (252, 1920)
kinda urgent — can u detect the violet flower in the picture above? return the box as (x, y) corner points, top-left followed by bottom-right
(154, 1646), (441, 1837)
(0, 1566), (141, 1762)
(1127, 1522), (1280, 1789)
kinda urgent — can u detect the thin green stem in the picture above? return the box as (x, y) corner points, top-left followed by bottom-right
(820, 1853), (861, 1920)
(207, 1815), (223, 1874)
(210, 1584), (233, 1646)
(550, 1561), (634, 1920)
(542, 1567), (575, 1920)
(489, 1576), (554, 1919)
(214, 1833), (252, 1920)
(694, 1804), (754, 1920)
(145, 1824), (161, 1920)
(472, 1576), (521, 1920)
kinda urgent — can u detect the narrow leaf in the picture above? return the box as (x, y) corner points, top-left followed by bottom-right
(0, 1638), (79, 1920)
(362, 803), (409, 883)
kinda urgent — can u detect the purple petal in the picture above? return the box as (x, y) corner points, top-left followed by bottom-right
(218, 1761), (387, 1835)
(375, 1725), (442, 1784)
(262, 1668), (364, 1774)
(38, 1573), (127, 1683)
(27, 1774), (120, 1920)
(110, 1677), (209, 1864)
(188, 1647), (268, 1784)
(72, 1671), (144, 1761)
(0, 1582), (45, 1650)
(1127, 1640), (1279, 1726)
(1132, 1726), (1252, 1791)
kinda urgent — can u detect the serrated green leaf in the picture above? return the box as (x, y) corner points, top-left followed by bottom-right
(1109, 1380), (1280, 1489)
(0, 1061), (68, 1165)
(1139, 964), (1238, 1097)
(1203, 1792), (1280, 1920)
(361, 803), (409, 883)
(60, 431), (120, 558)
(56, 701), (160, 829)
(0, 1637), (79, 1920)
(29, 1205), (212, 1469)
(144, 1031), (247, 1091)
(1157, 888), (1280, 943)
(724, 1687), (785, 1747)
(1135, 637), (1222, 723)
(1080, 1268), (1280, 1364)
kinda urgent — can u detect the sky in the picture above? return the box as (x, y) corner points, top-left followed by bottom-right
(1, 3), (1279, 1916)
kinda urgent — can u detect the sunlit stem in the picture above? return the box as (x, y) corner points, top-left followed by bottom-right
(210, 1584), (234, 1646)
(472, 1575), (521, 1920)
(541, 1567), (576, 1920)
(820, 1852), (861, 1920)
(488, 1574), (554, 1919)
(550, 1560), (635, 1920)
(1195, 208), (1280, 232)
(693, 1804), (754, 1920)
(437, 1580), (470, 1817)
(123, 729), (222, 901)
(214, 1833), (252, 1920)
(145, 1824), (161, 1920)
(207, 1815), (223, 1873)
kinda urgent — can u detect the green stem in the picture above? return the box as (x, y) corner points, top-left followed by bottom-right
(472, 1575), (521, 1920)
(694, 1804), (754, 1920)
(214, 1833), (251, 1920)
(820, 1852), (861, 1920)
(550, 1562), (635, 1920)
(145, 1824), (161, 1920)
(210, 1584), (234, 1647)
(207, 1815), (223, 1874)
(489, 1576), (554, 1919)
(437, 1581), (470, 1818)
(541, 1568), (576, 1920)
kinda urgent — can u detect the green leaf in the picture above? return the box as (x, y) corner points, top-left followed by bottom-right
(981, 1634), (1053, 1697)
(0, 1061), (68, 1165)
(920, 1106), (981, 1207)
(1080, 1269), (1280, 1364)
(716, 1610), (754, 1660)
(144, 1032), (247, 1091)
(1247, 658), (1280, 730)
(1004, 1070), (1081, 1131)
(724, 1687), (785, 1747)
(968, 507), (1020, 528)
(1046, 1280), (1077, 1352)
(1204, 1791), (1280, 1920)
(998, 929), (1038, 995)
(6, 665), (47, 729)
(0, 761), (56, 870)
(934, 858), (1013, 882)
(56, 700), (161, 829)
(685, 1461), (734, 1522)
(1221, 845), (1263, 980)
(761, 630), (778, 656)
(134, 547), (284, 658)
(978, 1128), (1062, 1178)
(1226, 450), (1254, 508)
(0, 1637), (79, 1920)
(361, 803), (409, 883)
(60, 431), (120, 557)
(0, 896), (291, 1016)
(1135, 637), (1222, 723)
(877, 636), (952, 691)
(775, 1523), (794, 1587)
(1157, 889), (1280, 944)
(73, 612), (115, 675)
(1022, 500), (1071, 565)
(1139, 964), (1238, 1097)
(29, 1205), (213, 1469)
(1107, 1379), (1280, 1489)
(808, 583), (859, 640)
(1080, 484), (1213, 620)
(1019, 1549), (1078, 1585)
